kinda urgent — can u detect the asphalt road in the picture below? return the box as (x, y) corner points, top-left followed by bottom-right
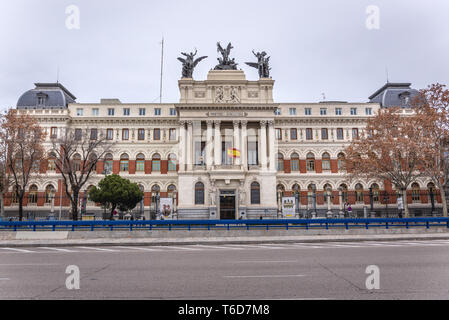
(0, 240), (449, 300)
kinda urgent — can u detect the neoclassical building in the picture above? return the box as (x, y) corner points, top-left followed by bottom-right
(7, 69), (442, 219)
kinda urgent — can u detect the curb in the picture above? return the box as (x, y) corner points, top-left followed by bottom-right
(1, 233), (449, 248)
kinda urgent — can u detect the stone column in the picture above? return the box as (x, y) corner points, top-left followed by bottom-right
(179, 121), (186, 172)
(260, 120), (267, 170)
(268, 120), (276, 172)
(214, 120), (222, 166)
(206, 121), (213, 169)
(241, 120), (248, 170)
(233, 120), (240, 166)
(186, 121), (193, 171)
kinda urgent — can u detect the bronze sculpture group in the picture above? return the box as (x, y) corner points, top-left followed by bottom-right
(177, 42), (271, 79)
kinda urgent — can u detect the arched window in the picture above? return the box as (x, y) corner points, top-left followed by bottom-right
(120, 153), (129, 172)
(45, 185), (55, 204)
(277, 153), (284, 171)
(251, 182), (260, 204)
(290, 153), (299, 172)
(48, 152), (56, 171)
(355, 183), (364, 203)
(322, 153), (331, 171)
(168, 154), (177, 172)
(152, 153), (161, 172)
(28, 185), (38, 204)
(194, 182), (204, 205)
(89, 153), (97, 171)
(104, 153), (113, 173)
(427, 182), (436, 195)
(411, 183), (421, 202)
(340, 184), (348, 203)
(151, 184), (160, 193)
(136, 153), (145, 172)
(292, 183), (300, 194)
(306, 153), (315, 172)
(337, 153), (346, 171)
(307, 184), (315, 205)
(167, 184), (177, 209)
(371, 183), (380, 202)
(72, 154), (81, 172)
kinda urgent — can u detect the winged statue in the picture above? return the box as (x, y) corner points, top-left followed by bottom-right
(245, 50), (271, 78)
(214, 42), (238, 70)
(177, 49), (208, 78)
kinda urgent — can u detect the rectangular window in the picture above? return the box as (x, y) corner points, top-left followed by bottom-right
(248, 140), (258, 165)
(108, 108), (115, 116)
(274, 108), (281, 115)
(123, 108), (130, 116)
(92, 108), (99, 116)
(75, 129), (82, 141)
(289, 108), (296, 115)
(154, 108), (161, 116)
(275, 128), (282, 140)
(337, 128), (344, 140)
(106, 129), (113, 140)
(169, 128), (176, 141)
(321, 128), (328, 140)
(138, 128), (145, 141)
(306, 159), (315, 171)
(335, 108), (342, 115)
(152, 159), (161, 171)
(365, 107), (372, 115)
(120, 160), (129, 172)
(76, 108), (83, 116)
(195, 141), (206, 165)
(136, 160), (145, 172)
(139, 108), (146, 116)
(50, 127), (57, 139)
(48, 159), (56, 171)
(305, 108), (312, 115)
(306, 128), (313, 140)
(350, 108), (357, 115)
(90, 128), (97, 140)
(122, 128), (129, 140)
(320, 108), (327, 115)
(352, 128), (359, 139)
(290, 128), (297, 140)
(153, 128), (160, 140)
(169, 108), (177, 116)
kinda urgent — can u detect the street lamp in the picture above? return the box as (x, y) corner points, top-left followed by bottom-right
(383, 191), (390, 218)
(311, 184), (317, 218)
(369, 187), (376, 218)
(429, 188), (436, 216)
(294, 187), (300, 218)
(326, 186), (333, 218)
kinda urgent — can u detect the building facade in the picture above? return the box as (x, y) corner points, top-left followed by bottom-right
(8, 70), (442, 219)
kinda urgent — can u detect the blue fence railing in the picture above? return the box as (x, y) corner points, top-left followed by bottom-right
(0, 217), (449, 231)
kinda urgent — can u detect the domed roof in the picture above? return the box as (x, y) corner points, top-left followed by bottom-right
(17, 83), (76, 109)
(369, 83), (419, 108)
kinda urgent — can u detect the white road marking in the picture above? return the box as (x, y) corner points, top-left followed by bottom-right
(0, 248), (35, 253)
(191, 244), (245, 250)
(162, 246), (202, 251)
(0, 278), (10, 281)
(116, 246), (164, 252)
(224, 274), (305, 278)
(39, 247), (79, 252)
(76, 246), (117, 252)
(233, 260), (298, 263)
(0, 263), (60, 266)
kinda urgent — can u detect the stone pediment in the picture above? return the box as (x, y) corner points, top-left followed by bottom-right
(178, 70), (274, 104)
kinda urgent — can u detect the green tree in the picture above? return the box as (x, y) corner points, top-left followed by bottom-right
(88, 174), (143, 220)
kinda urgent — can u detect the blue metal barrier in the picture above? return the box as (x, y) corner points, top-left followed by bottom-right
(0, 217), (449, 232)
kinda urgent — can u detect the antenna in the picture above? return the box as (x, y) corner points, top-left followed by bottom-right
(385, 67), (389, 83)
(56, 66), (60, 83)
(321, 93), (326, 101)
(159, 37), (164, 104)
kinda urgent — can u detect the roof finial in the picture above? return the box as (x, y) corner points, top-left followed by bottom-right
(385, 66), (389, 84)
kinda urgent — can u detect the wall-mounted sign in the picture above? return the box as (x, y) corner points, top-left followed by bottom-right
(282, 197), (296, 218)
(207, 112), (247, 117)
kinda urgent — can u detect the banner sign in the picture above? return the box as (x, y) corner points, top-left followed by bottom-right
(282, 197), (296, 218)
(159, 198), (173, 219)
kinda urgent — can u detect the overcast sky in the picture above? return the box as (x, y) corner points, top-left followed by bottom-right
(1, 0), (448, 109)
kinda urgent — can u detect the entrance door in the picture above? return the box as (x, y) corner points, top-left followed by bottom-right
(220, 191), (236, 220)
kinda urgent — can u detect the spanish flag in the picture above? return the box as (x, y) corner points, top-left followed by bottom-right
(227, 148), (241, 158)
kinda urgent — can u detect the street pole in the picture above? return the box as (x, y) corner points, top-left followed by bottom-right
(58, 152), (65, 220)
(338, 187), (344, 218)
(369, 187), (376, 218)
(311, 184), (317, 219)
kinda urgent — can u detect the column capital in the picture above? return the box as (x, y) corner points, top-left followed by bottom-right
(268, 120), (275, 127)
(233, 120), (240, 127)
(241, 120), (248, 126)
(214, 120), (221, 126)
(206, 120), (214, 126)
(260, 120), (267, 126)
(186, 120), (193, 126)
(179, 120), (186, 126)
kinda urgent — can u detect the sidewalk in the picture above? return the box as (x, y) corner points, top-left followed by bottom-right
(1, 229), (449, 247)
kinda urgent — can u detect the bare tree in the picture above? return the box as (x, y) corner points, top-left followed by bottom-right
(51, 128), (113, 220)
(0, 109), (46, 221)
(344, 107), (427, 218)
